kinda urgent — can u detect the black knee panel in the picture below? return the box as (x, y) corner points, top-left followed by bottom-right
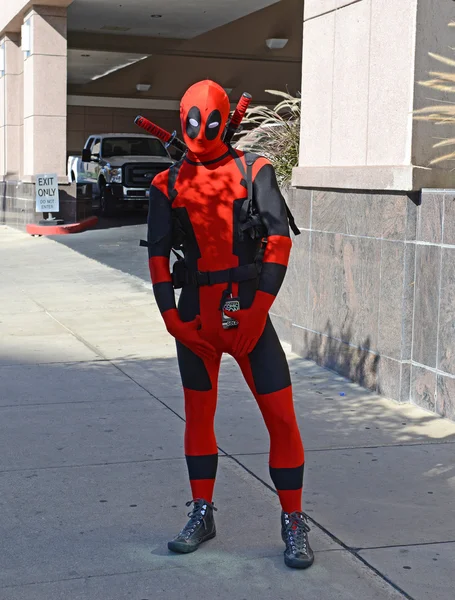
(177, 341), (213, 391)
(249, 318), (291, 395)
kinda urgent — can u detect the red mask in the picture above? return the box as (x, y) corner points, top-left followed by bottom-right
(180, 80), (230, 159)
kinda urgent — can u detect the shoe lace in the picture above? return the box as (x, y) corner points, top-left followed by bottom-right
(284, 512), (311, 554)
(179, 499), (217, 539)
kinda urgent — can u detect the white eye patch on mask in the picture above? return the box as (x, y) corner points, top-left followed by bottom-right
(189, 119), (219, 129)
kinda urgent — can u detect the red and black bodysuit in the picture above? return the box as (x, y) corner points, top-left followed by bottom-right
(147, 80), (305, 514)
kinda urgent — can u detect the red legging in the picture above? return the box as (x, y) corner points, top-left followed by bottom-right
(179, 318), (305, 513)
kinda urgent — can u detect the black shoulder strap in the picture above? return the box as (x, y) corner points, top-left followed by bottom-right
(238, 152), (260, 235)
(228, 145), (247, 179)
(286, 203), (301, 236)
(245, 152), (255, 206)
(167, 156), (185, 203)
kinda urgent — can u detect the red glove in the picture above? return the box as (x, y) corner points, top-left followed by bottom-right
(163, 309), (217, 362)
(224, 290), (273, 358)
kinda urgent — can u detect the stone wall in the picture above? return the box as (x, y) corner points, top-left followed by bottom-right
(412, 190), (455, 420)
(0, 181), (40, 229)
(272, 188), (455, 420)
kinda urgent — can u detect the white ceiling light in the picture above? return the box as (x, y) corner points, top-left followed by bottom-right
(136, 83), (151, 92)
(266, 38), (288, 50)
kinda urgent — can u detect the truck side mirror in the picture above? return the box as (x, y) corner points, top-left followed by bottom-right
(82, 148), (91, 162)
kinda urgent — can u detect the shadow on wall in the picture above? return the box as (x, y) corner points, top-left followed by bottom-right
(302, 319), (381, 392)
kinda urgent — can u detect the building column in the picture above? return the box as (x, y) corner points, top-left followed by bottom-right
(294, 0), (454, 190)
(22, 5), (67, 179)
(280, 0), (455, 413)
(0, 32), (22, 179)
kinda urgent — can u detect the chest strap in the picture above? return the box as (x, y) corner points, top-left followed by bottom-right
(172, 262), (260, 290)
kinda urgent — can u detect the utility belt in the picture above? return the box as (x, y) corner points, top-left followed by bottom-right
(172, 261), (260, 290)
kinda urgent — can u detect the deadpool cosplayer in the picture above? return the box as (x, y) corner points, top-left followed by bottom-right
(146, 80), (313, 569)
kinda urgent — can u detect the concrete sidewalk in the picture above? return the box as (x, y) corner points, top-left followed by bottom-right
(1, 225), (455, 600)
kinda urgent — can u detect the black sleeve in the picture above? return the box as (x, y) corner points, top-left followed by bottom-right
(147, 184), (176, 314)
(147, 184), (172, 256)
(253, 163), (290, 238)
(253, 163), (291, 298)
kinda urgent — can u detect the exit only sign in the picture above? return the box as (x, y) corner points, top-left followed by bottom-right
(35, 174), (59, 213)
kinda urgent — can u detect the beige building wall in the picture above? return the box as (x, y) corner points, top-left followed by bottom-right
(0, 33), (22, 179)
(0, 0), (72, 35)
(67, 105), (180, 156)
(295, 0), (455, 191)
(68, 55), (301, 109)
(22, 5), (68, 179)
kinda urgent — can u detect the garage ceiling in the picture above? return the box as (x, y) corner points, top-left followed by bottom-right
(68, 50), (149, 84)
(68, 0), (281, 39)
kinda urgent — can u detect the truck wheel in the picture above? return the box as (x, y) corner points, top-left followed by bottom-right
(100, 184), (116, 217)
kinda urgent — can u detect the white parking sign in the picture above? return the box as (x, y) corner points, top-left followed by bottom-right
(36, 174), (59, 213)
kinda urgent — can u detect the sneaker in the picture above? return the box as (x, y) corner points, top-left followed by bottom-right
(168, 499), (217, 554)
(281, 511), (314, 569)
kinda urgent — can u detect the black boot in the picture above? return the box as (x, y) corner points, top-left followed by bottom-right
(168, 499), (217, 554)
(281, 511), (314, 569)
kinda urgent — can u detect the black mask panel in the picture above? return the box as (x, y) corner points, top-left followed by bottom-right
(205, 109), (222, 141)
(186, 106), (201, 140)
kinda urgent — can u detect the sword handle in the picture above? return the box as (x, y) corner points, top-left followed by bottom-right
(134, 115), (187, 153)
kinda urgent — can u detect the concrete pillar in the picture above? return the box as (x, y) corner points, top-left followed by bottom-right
(0, 33), (22, 179)
(22, 5), (67, 179)
(294, 0), (454, 191)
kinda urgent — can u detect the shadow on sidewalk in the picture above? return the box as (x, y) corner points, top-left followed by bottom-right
(94, 211), (147, 231)
(1, 351), (455, 596)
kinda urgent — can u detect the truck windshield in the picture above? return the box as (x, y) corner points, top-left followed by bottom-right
(102, 137), (168, 158)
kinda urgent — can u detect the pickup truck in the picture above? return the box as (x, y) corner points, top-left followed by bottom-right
(67, 133), (174, 215)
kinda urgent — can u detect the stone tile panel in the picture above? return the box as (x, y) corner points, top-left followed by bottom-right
(417, 191), (443, 243)
(411, 365), (436, 413)
(378, 241), (405, 359)
(412, 245), (440, 368)
(437, 374), (455, 420)
(438, 248), (455, 375)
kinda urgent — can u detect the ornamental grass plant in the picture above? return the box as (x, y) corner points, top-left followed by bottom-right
(234, 90), (301, 187)
(414, 22), (455, 165)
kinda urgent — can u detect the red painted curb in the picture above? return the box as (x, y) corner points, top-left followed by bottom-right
(26, 216), (99, 236)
